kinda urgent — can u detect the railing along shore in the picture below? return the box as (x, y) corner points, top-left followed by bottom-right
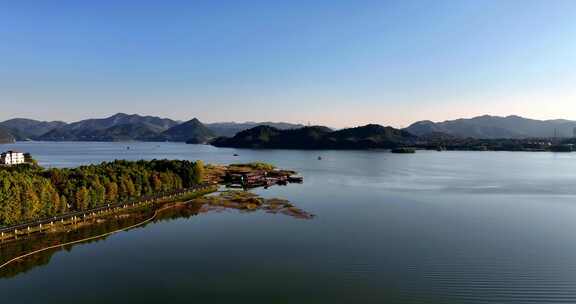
(0, 183), (215, 238)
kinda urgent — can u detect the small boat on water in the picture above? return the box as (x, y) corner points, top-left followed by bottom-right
(391, 147), (416, 154)
(318, 156), (322, 160)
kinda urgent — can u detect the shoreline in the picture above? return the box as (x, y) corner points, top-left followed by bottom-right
(0, 187), (312, 276)
(0, 161), (301, 242)
(0, 184), (217, 243)
(3, 140), (575, 153)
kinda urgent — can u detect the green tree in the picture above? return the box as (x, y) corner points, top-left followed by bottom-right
(75, 187), (89, 211)
(0, 159), (205, 225)
(105, 182), (118, 202)
(192, 160), (204, 184)
(60, 195), (68, 213)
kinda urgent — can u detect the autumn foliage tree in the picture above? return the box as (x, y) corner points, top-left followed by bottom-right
(0, 159), (204, 226)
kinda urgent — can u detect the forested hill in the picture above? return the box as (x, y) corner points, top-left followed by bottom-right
(163, 118), (216, 143)
(206, 121), (304, 137)
(0, 118), (66, 140)
(0, 160), (204, 226)
(0, 127), (15, 143)
(211, 124), (416, 149)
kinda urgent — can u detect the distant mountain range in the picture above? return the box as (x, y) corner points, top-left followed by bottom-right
(0, 118), (66, 141)
(213, 115), (576, 149)
(0, 113), (304, 143)
(33, 114), (175, 142)
(1, 114), (576, 146)
(407, 115), (576, 139)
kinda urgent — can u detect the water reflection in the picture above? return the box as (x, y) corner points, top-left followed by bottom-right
(0, 190), (312, 278)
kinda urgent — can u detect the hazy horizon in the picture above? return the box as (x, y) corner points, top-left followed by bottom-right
(3, 112), (576, 131)
(2, 0), (576, 127)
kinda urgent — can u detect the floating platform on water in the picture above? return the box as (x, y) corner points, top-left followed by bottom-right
(225, 170), (302, 188)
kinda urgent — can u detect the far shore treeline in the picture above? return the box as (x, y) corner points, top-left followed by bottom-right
(0, 160), (204, 226)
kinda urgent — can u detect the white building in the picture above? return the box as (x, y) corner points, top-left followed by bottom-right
(0, 150), (26, 165)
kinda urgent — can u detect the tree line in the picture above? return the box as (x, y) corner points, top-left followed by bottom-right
(0, 159), (204, 226)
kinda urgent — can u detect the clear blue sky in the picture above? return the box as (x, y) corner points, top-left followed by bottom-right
(2, 0), (576, 127)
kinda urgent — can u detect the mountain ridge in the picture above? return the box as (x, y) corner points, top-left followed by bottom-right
(3, 114), (576, 143)
(406, 115), (576, 139)
(0, 113), (309, 143)
(0, 118), (66, 140)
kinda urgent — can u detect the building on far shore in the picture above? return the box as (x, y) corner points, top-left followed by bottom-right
(0, 150), (26, 165)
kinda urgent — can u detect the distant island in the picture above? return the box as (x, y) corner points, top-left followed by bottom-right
(212, 124), (416, 149)
(1, 113), (576, 152)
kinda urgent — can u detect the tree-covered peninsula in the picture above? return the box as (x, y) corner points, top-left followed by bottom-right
(0, 160), (204, 226)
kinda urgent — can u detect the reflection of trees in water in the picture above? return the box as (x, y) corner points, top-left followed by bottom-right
(0, 204), (203, 279)
(0, 192), (313, 279)
(0, 208), (157, 279)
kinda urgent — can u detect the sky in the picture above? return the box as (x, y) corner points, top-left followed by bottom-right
(1, 0), (576, 128)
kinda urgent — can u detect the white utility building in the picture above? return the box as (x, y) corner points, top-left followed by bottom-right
(0, 151), (26, 165)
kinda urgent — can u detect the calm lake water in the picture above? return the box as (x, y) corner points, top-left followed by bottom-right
(2, 142), (576, 303)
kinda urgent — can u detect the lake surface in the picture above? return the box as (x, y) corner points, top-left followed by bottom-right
(2, 141), (576, 303)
